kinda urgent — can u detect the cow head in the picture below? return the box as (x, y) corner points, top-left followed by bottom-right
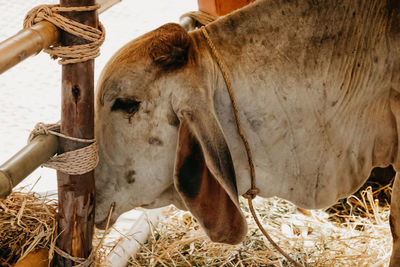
(95, 23), (247, 244)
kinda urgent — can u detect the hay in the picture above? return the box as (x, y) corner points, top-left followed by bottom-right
(0, 170), (394, 266)
(0, 188), (112, 267)
(327, 166), (394, 222)
(0, 191), (57, 266)
(129, 187), (392, 266)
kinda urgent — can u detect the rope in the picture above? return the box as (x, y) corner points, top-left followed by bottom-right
(53, 203), (115, 266)
(29, 122), (98, 175)
(29, 122), (106, 265)
(54, 247), (93, 267)
(200, 27), (258, 199)
(201, 27), (303, 267)
(180, 11), (218, 26)
(23, 4), (105, 64)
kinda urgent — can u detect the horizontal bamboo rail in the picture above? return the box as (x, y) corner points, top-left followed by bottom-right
(0, 21), (59, 74)
(0, 0), (121, 75)
(0, 135), (58, 198)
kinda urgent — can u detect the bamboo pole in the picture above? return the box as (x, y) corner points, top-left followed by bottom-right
(0, 135), (58, 199)
(0, 22), (59, 74)
(54, 0), (96, 265)
(0, 0), (120, 75)
(104, 209), (164, 266)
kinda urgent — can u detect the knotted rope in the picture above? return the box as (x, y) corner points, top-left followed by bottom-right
(29, 123), (98, 175)
(23, 4), (105, 64)
(201, 26), (303, 267)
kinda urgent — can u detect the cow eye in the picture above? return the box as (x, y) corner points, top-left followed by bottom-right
(111, 98), (141, 114)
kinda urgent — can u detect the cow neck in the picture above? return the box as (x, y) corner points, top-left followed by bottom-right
(201, 26), (303, 267)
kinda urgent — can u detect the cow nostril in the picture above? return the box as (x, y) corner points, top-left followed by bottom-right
(125, 170), (136, 184)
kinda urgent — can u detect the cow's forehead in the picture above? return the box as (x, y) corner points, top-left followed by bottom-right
(98, 65), (160, 105)
(98, 23), (193, 105)
(98, 47), (158, 103)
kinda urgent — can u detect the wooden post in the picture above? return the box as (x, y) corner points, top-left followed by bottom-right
(55, 0), (97, 265)
(198, 0), (254, 16)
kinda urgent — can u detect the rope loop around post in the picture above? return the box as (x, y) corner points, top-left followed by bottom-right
(23, 4), (105, 64)
(29, 122), (98, 175)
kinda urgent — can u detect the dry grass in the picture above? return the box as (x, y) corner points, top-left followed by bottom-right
(129, 185), (393, 267)
(326, 170), (394, 223)
(0, 191), (57, 266)
(0, 174), (394, 266)
(0, 190), (109, 266)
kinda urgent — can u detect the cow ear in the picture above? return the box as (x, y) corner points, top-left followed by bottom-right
(174, 112), (247, 244)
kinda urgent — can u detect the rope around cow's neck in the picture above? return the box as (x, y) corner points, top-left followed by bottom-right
(201, 26), (303, 267)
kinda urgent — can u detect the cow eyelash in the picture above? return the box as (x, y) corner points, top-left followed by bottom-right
(111, 98), (141, 114)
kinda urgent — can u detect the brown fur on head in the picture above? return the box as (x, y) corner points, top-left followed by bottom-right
(149, 23), (193, 70)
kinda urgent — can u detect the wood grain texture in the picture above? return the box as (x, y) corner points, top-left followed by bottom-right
(55, 0), (97, 266)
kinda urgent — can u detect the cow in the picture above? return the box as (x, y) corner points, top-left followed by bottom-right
(94, 0), (400, 264)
